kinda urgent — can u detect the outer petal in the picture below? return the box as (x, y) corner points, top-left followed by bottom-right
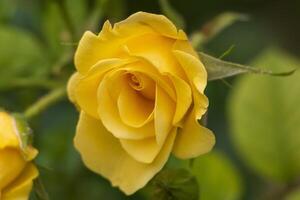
(74, 21), (125, 74)
(67, 72), (82, 105)
(98, 76), (155, 139)
(74, 112), (177, 195)
(2, 163), (38, 200)
(173, 50), (207, 93)
(173, 50), (209, 120)
(115, 12), (187, 40)
(0, 112), (19, 149)
(0, 149), (26, 190)
(193, 91), (209, 119)
(74, 17), (160, 74)
(172, 110), (215, 159)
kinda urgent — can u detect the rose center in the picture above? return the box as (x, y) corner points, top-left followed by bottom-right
(124, 72), (156, 100)
(128, 73), (143, 90)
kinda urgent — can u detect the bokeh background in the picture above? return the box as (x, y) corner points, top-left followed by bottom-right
(0, 0), (300, 199)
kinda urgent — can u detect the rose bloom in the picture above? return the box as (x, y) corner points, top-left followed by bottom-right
(0, 111), (38, 199)
(68, 12), (215, 194)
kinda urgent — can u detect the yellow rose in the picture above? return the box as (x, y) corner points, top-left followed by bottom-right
(68, 12), (215, 194)
(0, 111), (38, 200)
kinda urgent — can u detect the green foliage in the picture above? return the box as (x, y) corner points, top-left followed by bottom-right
(0, 0), (17, 21)
(285, 189), (300, 200)
(147, 168), (199, 200)
(0, 26), (50, 90)
(159, 0), (185, 29)
(105, 0), (127, 22)
(228, 48), (300, 182)
(191, 151), (243, 200)
(41, 1), (70, 59)
(65, 0), (88, 33)
(33, 177), (50, 200)
(190, 12), (248, 48)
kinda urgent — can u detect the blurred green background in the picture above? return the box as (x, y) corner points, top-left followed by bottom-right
(0, 0), (300, 199)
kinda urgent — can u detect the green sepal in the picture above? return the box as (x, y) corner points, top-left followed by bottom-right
(12, 113), (34, 158)
(147, 168), (199, 200)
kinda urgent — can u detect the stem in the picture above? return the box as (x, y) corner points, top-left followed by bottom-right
(24, 86), (66, 120)
(189, 158), (195, 169)
(34, 177), (50, 200)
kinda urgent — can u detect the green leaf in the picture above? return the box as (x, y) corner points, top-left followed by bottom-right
(191, 12), (248, 48)
(65, 0), (88, 34)
(148, 168), (199, 200)
(191, 151), (243, 200)
(199, 52), (296, 81)
(0, 26), (50, 90)
(285, 188), (300, 200)
(0, 0), (17, 21)
(159, 0), (185, 29)
(42, 1), (69, 58)
(228, 48), (300, 182)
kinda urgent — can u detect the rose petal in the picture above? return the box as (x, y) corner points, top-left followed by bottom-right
(172, 39), (198, 58)
(115, 12), (187, 40)
(2, 163), (38, 199)
(74, 112), (177, 195)
(154, 85), (175, 146)
(120, 137), (161, 164)
(0, 112), (19, 149)
(75, 19), (156, 74)
(173, 50), (207, 93)
(0, 149), (26, 190)
(193, 91), (209, 119)
(118, 83), (154, 128)
(67, 72), (82, 105)
(74, 21), (123, 74)
(172, 110), (215, 159)
(125, 34), (187, 81)
(167, 74), (192, 125)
